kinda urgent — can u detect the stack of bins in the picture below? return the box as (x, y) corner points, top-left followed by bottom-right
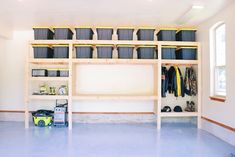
(137, 46), (156, 59)
(52, 45), (69, 58)
(33, 45), (53, 58)
(117, 45), (134, 59)
(33, 27), (54, 40)
(162, 46), (176, 59)
(136, 27), (155, 41)
(157, 28), (177, 41)
(96, 45), (113, 58)
(117, 27), (134, 40)
(96, 27), (113, 40)
(75, 27), (94, 40)
(176, 47), (197, 60)
(75, 45), (93, 58)
(53, 27), (73, 40)
(176, 29), (197, 41)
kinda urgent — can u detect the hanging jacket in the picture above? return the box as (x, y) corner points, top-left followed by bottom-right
(161, 67), (168, 97)
(168, 66), (185, 97)
(184, 67), (197, 96)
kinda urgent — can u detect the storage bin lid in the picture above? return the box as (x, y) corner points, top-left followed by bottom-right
(117, 27), (135, 30)
(176, 28), (197, 33)
(96, 44), (114, 47)
(96, 27), (113, 29)
(117, 45), (135, 48)
(53, 27), (72, 29)
(52, 44), (69, 47)
(177, 46), (197, 50)
(74, 44), (93, 47)
(47, 68), (59, 71)
(32, 27), (53, 31)
(138, 27), (155, 30)
(162, 46), (177, 49)
(32, 44), (50, 47)
(158, 27), (178, 31)
(57, 68), (69, 71)
(137, 45), (156, 48)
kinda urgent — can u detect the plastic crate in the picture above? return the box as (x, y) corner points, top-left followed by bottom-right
(75, 45), (93, 58)
(75, 27), (94, 40)
(96, 27), (113, 40)
(117, 45), (134, 59)
(176, 29), (196, 41)
(33, 45), (53, 58)
(96, 45), (113, 58)
(117, 27), (134, 40)
(176, 47), (197, 60)
(53, 27), (73, 40)
(47, 69), (59, 77)
(136, 28), (155, 41)
(52, 45), (69, 58)
(137, 46), (156, 59)
(162, 46), (176, 59)
(32, 69), (47, 77)
(157, 28), (177, 41)
(54, 100), (68, 127)
(59, 69), (69, 77)
(33, 27), (54, 40)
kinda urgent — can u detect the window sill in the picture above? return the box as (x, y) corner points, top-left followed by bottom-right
(209, 96), (226, 102)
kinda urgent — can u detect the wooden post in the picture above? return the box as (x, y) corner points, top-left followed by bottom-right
(68, 42), (73, 130)
(157, 44), (162, 130)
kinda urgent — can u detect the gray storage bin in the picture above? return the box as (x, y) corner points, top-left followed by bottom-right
(117, 45), (134, 59)
(53, 45), (69, 58)
(33, 45), (53, 58)
(176, 47), (197, 60)
(157, 29), (177, 41)
(117, 28), (134, 40)
(75, 45), (93, 58)
(47, 69), (59, 77)
(75, 27), (94, 40)
(137, 46), (156, 59)
(96, 27), (113, 40)
(176, 29), (196, 41)
(33, 27), (54, 40)
(59, 69), (69, 77)
(54, 28), (73, 40)
(32, 69), (47, 77)
(96, 45), (113, 58)
(136, 28), (155, 41)
(162, 46), (176, 59)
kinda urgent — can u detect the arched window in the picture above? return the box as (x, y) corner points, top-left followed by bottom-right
(210, 22), (226, 97)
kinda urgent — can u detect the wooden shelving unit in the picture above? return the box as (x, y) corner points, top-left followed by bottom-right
(25, 39), (201, 130)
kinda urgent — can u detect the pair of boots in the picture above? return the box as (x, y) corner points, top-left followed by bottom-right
(185, 101), (196, 112)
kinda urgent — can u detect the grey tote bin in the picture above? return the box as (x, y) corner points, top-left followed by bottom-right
(33, 27), (54, 40)
(96, 45), (113, 58)
(75, 27), (94, 40)
(96, 27), (113, 40)
(136, 28), (155, 41)
(52, 45), (69, 58)
(117, 27), (134, 40)
(176, 29), (196, 41)
(137, 46), (156, 59)
(33, 45), (53, 58)
(117, 45), (134, 59)
(176, 47), (197, 60)
(75, 45), (93, 58)
(53, 27), (73, 40)
(157, 28), (177, 41)
(162, 46), (176, 59)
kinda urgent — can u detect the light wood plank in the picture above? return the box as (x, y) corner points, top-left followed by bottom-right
(160, 112), (199, 117)
(30, 77), (69, 81)
(29, 95), (69, 100)
(161, 59), (198, 65)
(29, 59), (69, 64)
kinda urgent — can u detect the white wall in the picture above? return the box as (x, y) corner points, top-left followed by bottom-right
(197, 1), (235, 145)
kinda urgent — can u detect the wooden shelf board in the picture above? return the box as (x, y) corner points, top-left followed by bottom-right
(161, 59), (198, 65)
(73, 94), (158, 100)
(30, 77), (69, 81)
(160, 112), (198, 117)
(158, 41), (199, 47)
(30, 40), (72, 45)
(29, 59), (69, 64)
(29, 95), (69, 100)
(72, 59), (158, 65)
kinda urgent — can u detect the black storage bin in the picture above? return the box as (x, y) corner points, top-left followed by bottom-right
(53, 45), (69, 58)
(75, 45), (93, 58)
(75, 27), (94, 40)
(96, 27), (113, 40)
(33, 27), (54, 40)
(59, 69), (69, 77)
(47, 69), (59, 77)
(117, 45), (134, 59)
(162, 46), (176, 59)
(117, 28), (134, 40)
(96, 45), (113, 58)
(54, 28), (73, 40)
(136, 28), (155, 41)
(137, 46), (156, 59)
(33, 45), (53, 58)
(176, 47), (197, 60)
(157, 28), (177, 41)
(32, 69), (47, 77)
(176, 29), (196, 41)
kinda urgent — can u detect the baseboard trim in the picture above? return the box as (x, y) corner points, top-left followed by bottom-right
(201, 116), (235, 132)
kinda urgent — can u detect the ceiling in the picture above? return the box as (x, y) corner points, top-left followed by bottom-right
(0, 0), (234, 30)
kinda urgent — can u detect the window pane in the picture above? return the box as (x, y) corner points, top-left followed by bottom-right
(215, 24), (226, 66)
(215, 66), (226, 95)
